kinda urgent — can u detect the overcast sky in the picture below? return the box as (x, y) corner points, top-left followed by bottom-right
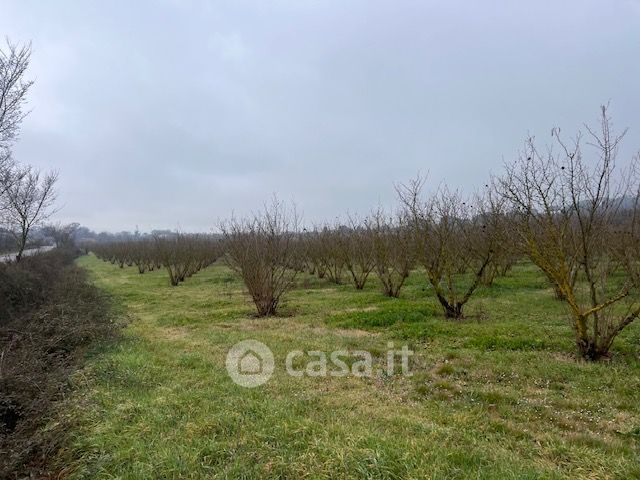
(2, 0), (639, 232)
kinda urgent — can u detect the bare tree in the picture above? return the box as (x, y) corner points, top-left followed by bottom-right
(398, 176), (506, 318)
(1, 166), (58, 261)
(0, 39), (33, 156)
(303, 228), (326, 277)
(0, 40), (32, 215)
(92, 234), (219, 283)
(42, 222), (80, 248)
(222, 199), (300, 316)
(153, 234), (218, 284)
(369, 207), (415, 297)
(336, 216), (375, 290)
(497, 105), (640, 360)
(307, 224), (345, 284)
(0, 151), (15, 199)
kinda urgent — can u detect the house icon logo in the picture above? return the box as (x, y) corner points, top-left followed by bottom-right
(226, 339), (274, 388)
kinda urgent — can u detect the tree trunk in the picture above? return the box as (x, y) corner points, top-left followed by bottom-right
(436, 293), (463, 319)
(576, 338), (608, 361)
(15, 231), (28, 262)
(553, 284), (566, 301)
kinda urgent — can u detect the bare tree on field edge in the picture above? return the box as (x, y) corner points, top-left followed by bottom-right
(1, 166), (58, 262)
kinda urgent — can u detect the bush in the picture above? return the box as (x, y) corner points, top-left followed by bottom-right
(0, 248), (120, 478)
(0, 248), (78, 323)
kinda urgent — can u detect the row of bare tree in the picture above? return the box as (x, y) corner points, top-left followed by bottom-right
(298, 193), (517, 309)
(220, 106), (640, 361)
(92, 235), (221, 286)
(93, 106), (640, 361)
(220, 192), (517, 321)
(302, 216), (414, 295)
(0, 40), (58, 261)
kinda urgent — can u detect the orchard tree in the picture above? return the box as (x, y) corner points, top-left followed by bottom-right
(222, 198), (299, 317)
(337, 216), (375, 290)
(398, 177), (506, 318)
(368, 207), (415, 297)
(313, 224), (345, 285)
(304, 228), (328, 278)
(498, 105), (640, 360)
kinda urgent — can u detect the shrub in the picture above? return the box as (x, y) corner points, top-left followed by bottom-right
(222, 199), (299, 317)
(0, 249), (120, 478)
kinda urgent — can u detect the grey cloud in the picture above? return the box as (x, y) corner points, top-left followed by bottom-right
(1, 0), (639, 231)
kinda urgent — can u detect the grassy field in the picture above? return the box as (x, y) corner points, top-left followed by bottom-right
(58, 254), (640, 479)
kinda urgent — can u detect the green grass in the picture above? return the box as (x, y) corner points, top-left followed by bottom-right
(59, 255), (640, 479)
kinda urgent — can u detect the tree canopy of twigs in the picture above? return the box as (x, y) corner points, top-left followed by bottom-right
(0, 39), (59, 260)
(497, 104), (640, 360)
(221, 199), (300, 317)
(0, 39), (32, 156)
(1, 166), (58, 261)
(368, 207), (415, 297)
(398, 176), (507, 319)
